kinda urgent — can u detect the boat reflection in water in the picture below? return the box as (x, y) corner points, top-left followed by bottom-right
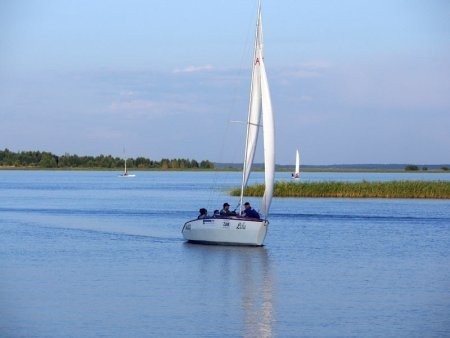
(182, 244), (275, 337)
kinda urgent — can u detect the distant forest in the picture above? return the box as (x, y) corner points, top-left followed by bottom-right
(0, 149), (214, 170)
(1, 148), (448, 172)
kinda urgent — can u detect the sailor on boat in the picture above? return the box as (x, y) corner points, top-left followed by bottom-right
(241, 202), (260, 219)
(220, 203), (237, 216)
(197, 208), (208, 219)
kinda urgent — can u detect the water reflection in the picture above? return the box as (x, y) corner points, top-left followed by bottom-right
(182, 244), (275, 337)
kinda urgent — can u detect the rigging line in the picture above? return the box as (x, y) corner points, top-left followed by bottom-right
(231, 120), (262, 127)
(205, 4), (257, 212)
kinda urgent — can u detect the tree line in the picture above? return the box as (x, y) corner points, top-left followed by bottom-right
(405, 164), (449, 171)
(0, 149), (214, 169)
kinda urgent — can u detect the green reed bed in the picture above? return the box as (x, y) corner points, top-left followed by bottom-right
(230, 181), (450, 199)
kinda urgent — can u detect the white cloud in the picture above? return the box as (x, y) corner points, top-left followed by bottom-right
(300, 61), (332, 70)
(277, 60), (332, 79)
(108, 98), (205, 119)
(118, 90), (137, 98)
(110, 99), (156, 112)
(299, 95), (313, 101)
(173, 64), (214, 73)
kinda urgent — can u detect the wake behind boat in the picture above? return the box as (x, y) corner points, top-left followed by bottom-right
(182, 0), (275, 246)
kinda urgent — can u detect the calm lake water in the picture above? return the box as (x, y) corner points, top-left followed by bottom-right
(1, 170), (449, 337)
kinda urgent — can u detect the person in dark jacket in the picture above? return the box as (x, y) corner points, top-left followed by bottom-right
(197, 208), (208, 219)
(241, 202), (260, 219)
(220, 203), (236, 216)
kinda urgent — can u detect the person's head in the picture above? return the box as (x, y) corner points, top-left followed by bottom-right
(199, 208), (207, 215)
(244, 202), (251, 209)
(214, 209), (219, 215)
(223, 203), (230, 209)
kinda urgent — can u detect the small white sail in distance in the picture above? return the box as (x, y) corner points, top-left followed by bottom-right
(292, 149), (300, 179)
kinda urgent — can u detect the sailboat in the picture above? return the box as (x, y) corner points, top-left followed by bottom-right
(119, 153), (136, 177)
(291, 149), (300, 179)
(182, 0), (275, 246)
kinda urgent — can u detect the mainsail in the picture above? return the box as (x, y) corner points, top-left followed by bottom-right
(241, 5), (263, 193)
(240, 0), (275, 217)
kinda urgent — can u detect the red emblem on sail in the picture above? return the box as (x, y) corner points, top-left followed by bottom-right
(255, 57), (260, 65)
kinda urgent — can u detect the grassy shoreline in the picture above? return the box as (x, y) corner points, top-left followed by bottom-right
(231, 181), (450, 199)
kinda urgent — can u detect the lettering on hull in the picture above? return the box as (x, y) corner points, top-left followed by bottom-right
(236, 222), (246, 230)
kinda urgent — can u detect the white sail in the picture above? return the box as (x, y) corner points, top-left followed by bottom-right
(241, 0), (274, 217)
(241, 63), (261, 192)
(260, 58), (275, 216)
(256, 1), (275, 216)
(291, 149), (300, 179)
(240, 3), (263, 202)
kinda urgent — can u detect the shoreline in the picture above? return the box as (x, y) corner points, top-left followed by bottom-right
(1, 167), (449, 173)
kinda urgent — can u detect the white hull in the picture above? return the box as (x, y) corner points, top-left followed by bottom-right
(182, 217), (269, 246)
(119, 174), (136, 177)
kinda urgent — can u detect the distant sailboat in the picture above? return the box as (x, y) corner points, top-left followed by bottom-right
(181, 0), (275, 246)
(291, 149), (300, 179)
(119, 150), (135, 177)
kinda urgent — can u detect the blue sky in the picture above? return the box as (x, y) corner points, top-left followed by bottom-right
(1, 0), (449, 165)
